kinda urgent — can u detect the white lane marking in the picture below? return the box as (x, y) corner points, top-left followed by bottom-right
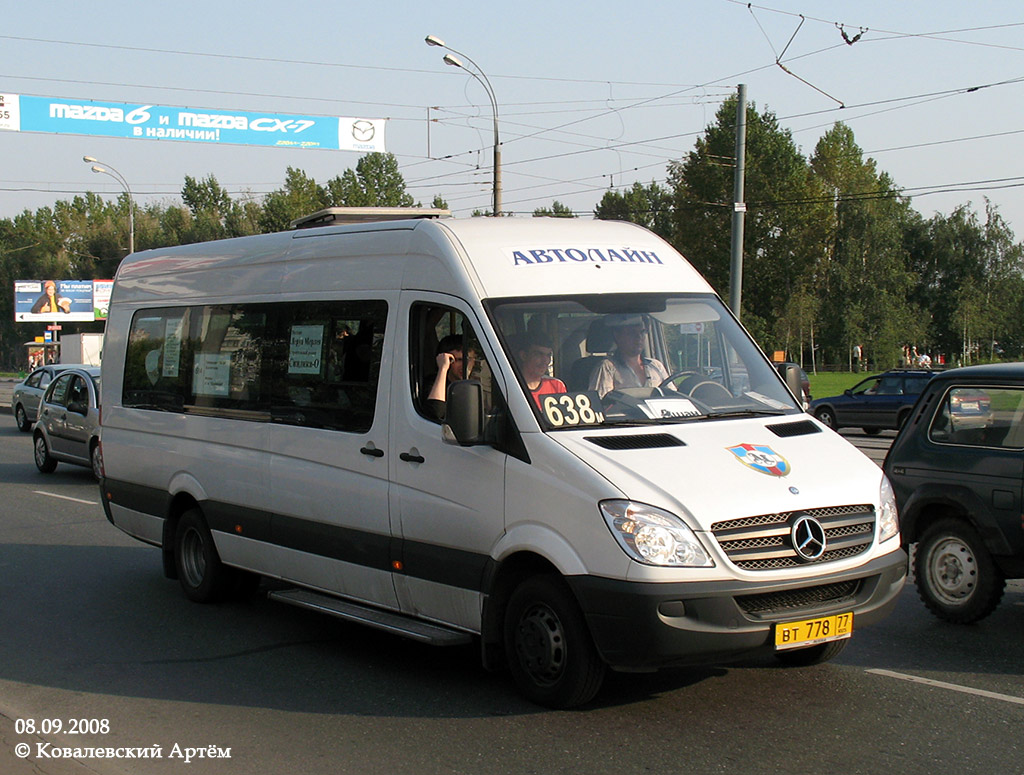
(868, 669), (1024, 706)
(33, 490), (98, 506)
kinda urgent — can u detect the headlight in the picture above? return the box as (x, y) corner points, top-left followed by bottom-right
(600, 500), (714, 567)
(878, 475), (899, 543)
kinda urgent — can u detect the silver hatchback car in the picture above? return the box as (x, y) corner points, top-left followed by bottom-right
(33, 367), (102, 479)
(12, 363), (89, 431)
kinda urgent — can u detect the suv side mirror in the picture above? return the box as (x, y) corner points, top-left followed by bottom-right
(442, 380), (484, 446)
(783, 365), (804, 406)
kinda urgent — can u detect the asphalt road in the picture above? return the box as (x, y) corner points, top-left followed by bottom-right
(0, 422), (1021, 775)
(837, 427), (898, 467)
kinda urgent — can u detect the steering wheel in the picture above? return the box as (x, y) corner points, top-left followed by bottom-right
(661, 373), (732, 406)
(659, 370), (696, 393)
(686, 380), (732, 404)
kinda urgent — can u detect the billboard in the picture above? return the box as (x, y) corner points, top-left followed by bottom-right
(14, 280), (111, 322)
(0, 93), (386, 152)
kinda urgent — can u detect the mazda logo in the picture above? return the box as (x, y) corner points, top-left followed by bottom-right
(790, 515), (827, 561)
(351, 120), (375, 142)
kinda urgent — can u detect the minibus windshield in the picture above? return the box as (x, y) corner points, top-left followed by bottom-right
(488, 294), (801, 429)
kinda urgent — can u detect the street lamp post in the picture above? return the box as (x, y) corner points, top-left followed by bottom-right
(83, 155), (135, 254)
(425, 35), (501, 216)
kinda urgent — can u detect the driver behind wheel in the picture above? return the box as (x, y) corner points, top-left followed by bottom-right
(588, 315), (669, 398)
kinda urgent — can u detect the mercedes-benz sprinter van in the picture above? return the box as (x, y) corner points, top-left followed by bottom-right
(99, 211), (906, 707)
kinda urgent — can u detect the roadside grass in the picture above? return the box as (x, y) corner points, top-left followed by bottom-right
(807, 371), (866, 400)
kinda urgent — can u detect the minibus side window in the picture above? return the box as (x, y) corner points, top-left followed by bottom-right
(268, 300), (388, 432)
(123, 300), (387, 432)
(410, 303), (492, 423)
(123, 308), (189, 411)
(188, 305), (268, 414)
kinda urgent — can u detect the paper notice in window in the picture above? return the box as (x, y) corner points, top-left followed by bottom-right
(193, 354), (231, 396)
(289, 325), (324, 375)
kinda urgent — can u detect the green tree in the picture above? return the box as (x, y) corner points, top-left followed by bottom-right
(180, 175), (261, 242)
(912, 202), (1024, 362)
(809, 123), (922, 367)
(594, 181), (673, 239)
(259, 167), (328, 233)
(532, 201), (576, 218)
(668, 98), (823, 345)
(324, 152), (414, 208)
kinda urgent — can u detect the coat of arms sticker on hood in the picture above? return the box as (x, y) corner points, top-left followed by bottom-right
(726, 444), (791, 477)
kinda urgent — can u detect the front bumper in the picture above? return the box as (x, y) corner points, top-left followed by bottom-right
(568, 549), (907, 670)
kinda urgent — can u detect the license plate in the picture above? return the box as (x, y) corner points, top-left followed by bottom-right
(775, 612), (853, 650)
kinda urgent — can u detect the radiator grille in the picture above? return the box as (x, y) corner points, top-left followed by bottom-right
(711, 504), (875, 570)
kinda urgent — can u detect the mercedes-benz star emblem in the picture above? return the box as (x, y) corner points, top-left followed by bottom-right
(790, 515), (827, 561)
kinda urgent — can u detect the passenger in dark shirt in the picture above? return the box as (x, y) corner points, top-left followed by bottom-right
(425, 334), (478, 421)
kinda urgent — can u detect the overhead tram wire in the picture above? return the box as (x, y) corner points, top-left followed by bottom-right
(0, 34), (713, 89)
(721, 1), (1024, 52)
(7, 32), (1021, 215)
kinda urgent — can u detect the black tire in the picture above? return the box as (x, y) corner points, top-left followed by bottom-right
(15, 404), (31, 432)
(815, 407), (837, 430)
(90, 441), (103, 481)
(33, 433), (57, 473)
(174, 509), (234, 603)
(914, 518), (1005, 624)
(504, 575), (606, 708)
(863, 427), (881, 436)
(775, 638), (848, 667)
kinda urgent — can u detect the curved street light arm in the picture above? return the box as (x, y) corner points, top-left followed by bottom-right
(85, 157), (135, 254)
(427, 36), (501, 215)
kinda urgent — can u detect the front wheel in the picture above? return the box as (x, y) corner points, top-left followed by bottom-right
(15, 404), (31, 432)
(914, 518), (1005, 623)
(33, 434), (57, 473)
(504, 575), (605, 708)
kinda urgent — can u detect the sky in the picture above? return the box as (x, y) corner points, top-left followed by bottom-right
(2, 0), (1023, 235)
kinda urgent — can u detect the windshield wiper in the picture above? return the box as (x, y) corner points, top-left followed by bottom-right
(703, 408), (787, 419)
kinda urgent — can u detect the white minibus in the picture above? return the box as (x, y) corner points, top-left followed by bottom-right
(99, 210), (906, 707)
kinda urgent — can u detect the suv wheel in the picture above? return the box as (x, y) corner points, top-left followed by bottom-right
(914, 518), (1005, 624)
(815, 407), (837, 429)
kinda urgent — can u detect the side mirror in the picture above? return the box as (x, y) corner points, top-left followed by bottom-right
(844, 389), (853, 397)
(442, 380), (484, 446)
(783, 365), (804, 407)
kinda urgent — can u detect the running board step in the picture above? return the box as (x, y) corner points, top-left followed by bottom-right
(268, 588), (472, 647)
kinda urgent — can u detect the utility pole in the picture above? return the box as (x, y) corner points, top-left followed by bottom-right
(728, 84), (747, 319)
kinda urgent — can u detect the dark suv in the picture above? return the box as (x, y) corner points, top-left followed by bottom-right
(884, 363), (1024, 623)
(810, 369), (935, 434)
